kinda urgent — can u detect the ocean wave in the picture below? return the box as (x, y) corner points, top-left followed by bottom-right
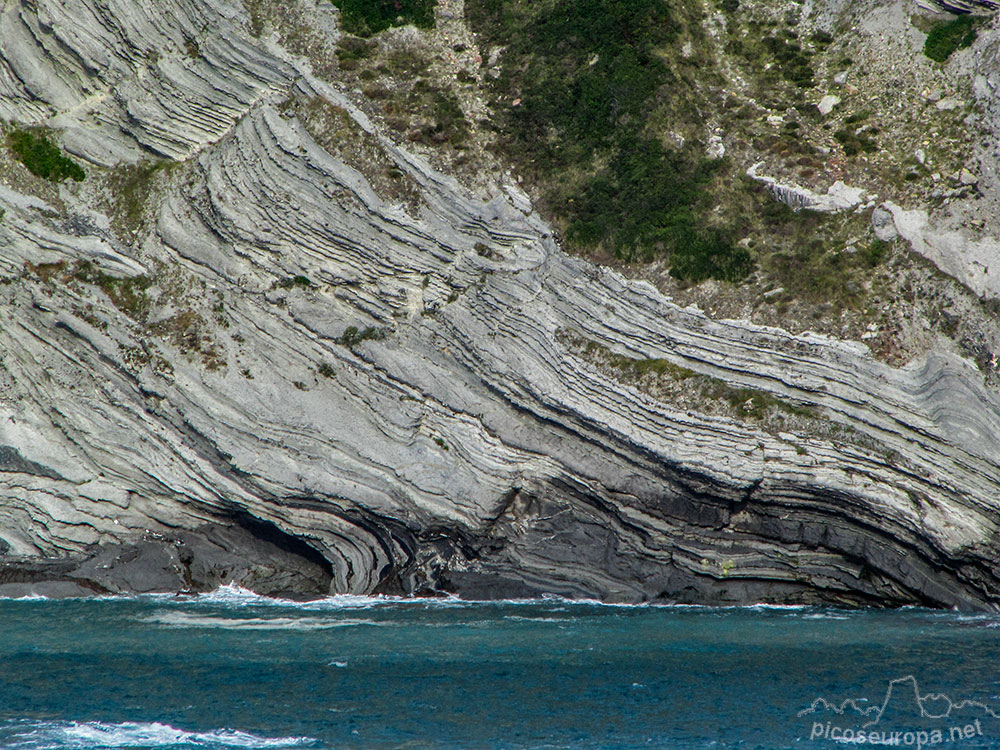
(167, 584), (459, 610)
(164, 585), (676, 611)
(2, 582), (933, 619)
(502, 615), (568, 622)
(0, 720), (315, 749)
(0, 593), (51, 601)
(138, 611), (386, 630)
(801, 613), (851, 620)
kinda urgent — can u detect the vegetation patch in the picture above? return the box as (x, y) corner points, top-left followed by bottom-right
(747, 195), (893, 315)
(834, 127), (878, 157)
(8, 129), (85, 182)
(466, 0), (753, 281)
(25, 260), (68, 284)
(761, 34), (815, 89)
(923, 14), (981, 63)
(149, 309), (226, 371)
(281, 96), (424, 212)
(336, 36), (376, 68)
(332, 0), (435, 37)
(107, 160), (177, 238)
(562, 332), (818, 425)
(337, 325), (388, 347)
(70, 261), (153, 321)
(601, 352), (696, 381)
(404, 81), (469, 148)
(277, 275), (313, 289)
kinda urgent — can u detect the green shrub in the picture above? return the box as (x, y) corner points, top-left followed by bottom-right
(337, 325), (388, 347)
(332, 0), (435, 37)
(923, 14), (980, 62)
(8, 129), (85, 182)
(71, 261), (152, 320)
(337, 35), (375, 62)
(277, 275), (313, 288)
(834, 128), (878, 156)
(860, 239), (889, 268)
(408, 84), (469, 147)
(761, 35), (814, 88)
(466, 0), (754, 283)
(108, 159), (175, 235)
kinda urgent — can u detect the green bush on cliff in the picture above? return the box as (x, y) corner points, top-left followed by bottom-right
(332, 0), (435, 37)
(8, 129), (85, 182)
(923, 14), (980, 63)
(466, 0), (753, 282)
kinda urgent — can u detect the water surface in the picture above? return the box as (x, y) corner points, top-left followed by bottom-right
(1, 588), (998, 749)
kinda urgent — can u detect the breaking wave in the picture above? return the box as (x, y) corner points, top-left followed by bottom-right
(0, 720), (316, 749)
(138, 611), (385, 630)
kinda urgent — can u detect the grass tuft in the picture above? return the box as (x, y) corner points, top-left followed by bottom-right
(8, 129), (85, 182)
(337, 325), (388, 347)
(923, 14), (980, 63)
(332, 0), (435, 37)
(108, 160), (176, 236)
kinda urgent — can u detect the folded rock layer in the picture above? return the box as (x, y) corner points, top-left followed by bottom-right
(0, 0), (999, 608)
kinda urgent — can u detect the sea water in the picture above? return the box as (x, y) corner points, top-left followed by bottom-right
(0, 587), (998, 749)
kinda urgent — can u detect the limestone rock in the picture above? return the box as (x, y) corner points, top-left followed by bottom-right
(817, 94), (841, 115)
(936, 98), (965, 111)
(0, 0), (999, 610)
(747, 163), (867, 213)
(706, 134), (726, 160)
(871, 206), (899, 241)
(885, 202), (1000, 299)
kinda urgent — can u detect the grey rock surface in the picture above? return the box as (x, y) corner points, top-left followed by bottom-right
(871, 206), (899, 242)
(0, 0), (1000, 608)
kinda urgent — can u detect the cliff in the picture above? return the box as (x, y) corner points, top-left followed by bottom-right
(1, 0), (1000, 608)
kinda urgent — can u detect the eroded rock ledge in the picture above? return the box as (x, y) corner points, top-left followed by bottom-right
(0, 0), (999, 608)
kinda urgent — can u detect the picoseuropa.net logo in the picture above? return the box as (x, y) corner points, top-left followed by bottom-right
(798, 676), (999, 749)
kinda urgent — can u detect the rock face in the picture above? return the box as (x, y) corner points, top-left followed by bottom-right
(747, 163), (868, 213)
(1, 0), (1000, 608)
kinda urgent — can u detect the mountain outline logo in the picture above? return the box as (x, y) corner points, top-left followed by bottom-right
(799, 675), (1000, 729)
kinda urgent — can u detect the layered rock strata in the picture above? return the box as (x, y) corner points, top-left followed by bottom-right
(0, 0), (999, 607)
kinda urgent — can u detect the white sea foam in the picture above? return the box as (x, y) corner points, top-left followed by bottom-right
(2, 581), (897, 617)
(801, 613), (850, 620)
(171, 583), (457, 610)
(744, 603), (810, 611)
(502, 615), (567, 622)
(138, 611), (386, 630)
(0, 720), (315, 749)
(164, 584), (684, 611)
(0, 593), (50, 601)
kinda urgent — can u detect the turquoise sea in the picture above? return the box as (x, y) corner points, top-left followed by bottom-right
(1, 588), (999, 749)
